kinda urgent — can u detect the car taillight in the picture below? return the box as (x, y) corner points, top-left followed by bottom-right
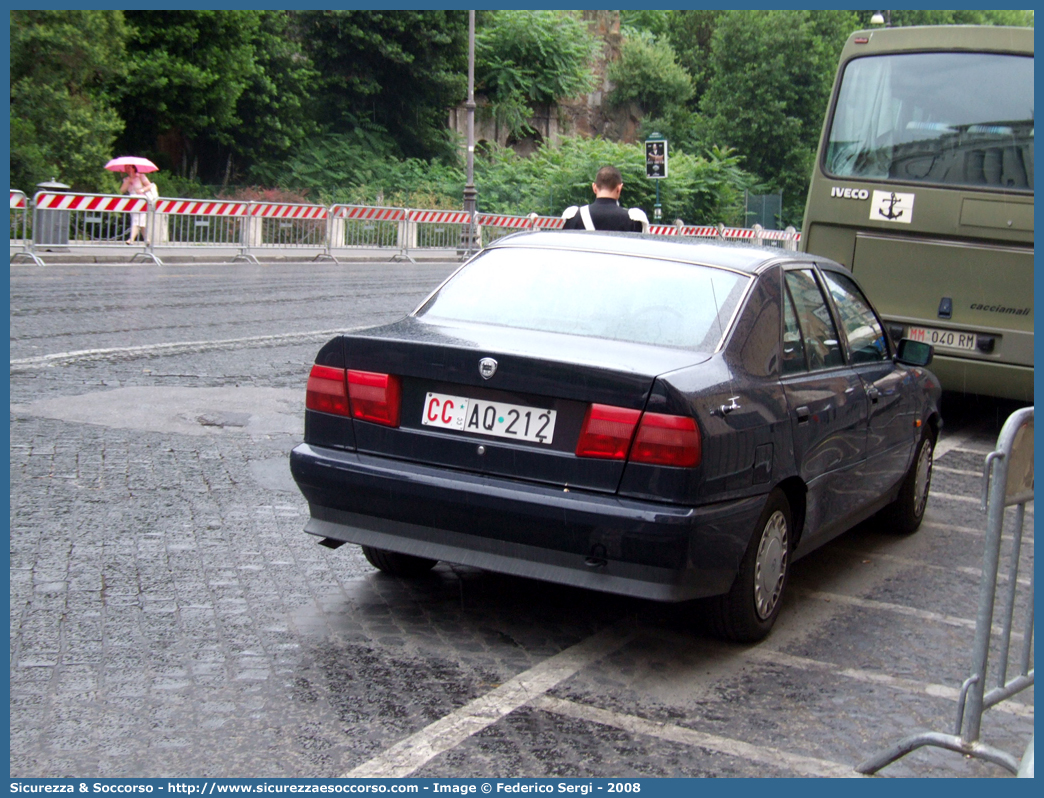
(631, 412), (701, 467)
(306, 365), (350, 416)
(575, 404), (641, 459)
(347, 370), (401, 427)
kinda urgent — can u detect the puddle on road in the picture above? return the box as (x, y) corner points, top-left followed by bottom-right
(11, 385), (303, 438)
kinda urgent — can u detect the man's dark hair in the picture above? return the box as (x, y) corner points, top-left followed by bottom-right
(594, 166), (623, 190)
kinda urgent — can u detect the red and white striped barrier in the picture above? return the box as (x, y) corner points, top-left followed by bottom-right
(11, 190), (27, 209)
(333, 205), (407, 222)
(35, 192), (147, 213)
(408, 209), (472, 225)
(249, 202), (327, 219)
(679, 226), (719, 237)
(157, 199), (249, 216)
(476, 213), (531, 228)
(531, 216), (566, 230)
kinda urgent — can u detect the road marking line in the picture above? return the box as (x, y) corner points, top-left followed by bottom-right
(744, 649), (1034, 719)
(832, 545), (1032, 587)
(933, 465), (983, 477)
(10, 327), (366, 370)
(934, 430), (986, 460)
(922, 520), (1033, 543)
(798, 588), (976, 629)
(797, 589), (1025, 640)
(932, 491), (988, 505)
(342, 624), (635, 778)
(530, 694), (859, 778)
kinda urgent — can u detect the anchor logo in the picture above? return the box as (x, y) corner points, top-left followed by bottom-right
(870, 190), (914, 224)
(878, 192), (904, 221)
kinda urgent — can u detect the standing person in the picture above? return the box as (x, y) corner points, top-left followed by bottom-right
(562, 166), (649, 232)
(119, 164), (155, 244)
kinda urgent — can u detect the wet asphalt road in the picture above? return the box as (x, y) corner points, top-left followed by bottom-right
(8, 261), (1033, 778)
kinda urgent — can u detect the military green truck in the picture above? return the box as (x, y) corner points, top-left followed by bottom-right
(801, 26), (1033, 401)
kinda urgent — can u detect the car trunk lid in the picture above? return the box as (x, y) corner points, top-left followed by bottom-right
(339, 317), (709, 493)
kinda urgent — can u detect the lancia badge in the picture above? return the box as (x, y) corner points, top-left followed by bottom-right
(478, 357), (498, 380)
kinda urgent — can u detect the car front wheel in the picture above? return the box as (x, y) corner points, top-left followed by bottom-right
(706, 489), (792, 643)
(362, 546), (438, 577)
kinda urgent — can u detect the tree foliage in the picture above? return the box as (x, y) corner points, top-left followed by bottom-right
(120, 12), (258, 153)
(295, 10), (467, 161)
(606, 33), (693, 120)
(475, 10), (597, 136)
(10, 10), (128, 191)
(118, 10), (306, 183)
(696, 10), (857, 224)
(664, 10), (724, 104)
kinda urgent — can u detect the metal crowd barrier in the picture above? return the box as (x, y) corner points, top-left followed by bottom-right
(27, 191), (160, 264)
(9, 190), (42, 265)
(239, 201), (328, 263)
(327, 205), (409, 263)
(858, 406), (1035, 776)
(10, 188), (802, 265)
(404, 209), (475, 262)
(155, 198), (248, 262)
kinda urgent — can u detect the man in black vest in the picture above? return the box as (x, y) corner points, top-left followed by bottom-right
(562, 166), (649, 232)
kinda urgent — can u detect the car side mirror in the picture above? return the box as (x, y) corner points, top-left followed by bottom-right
(895, 338), (934, 367)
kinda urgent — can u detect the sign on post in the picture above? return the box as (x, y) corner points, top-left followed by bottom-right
(645, 136), (668, 179)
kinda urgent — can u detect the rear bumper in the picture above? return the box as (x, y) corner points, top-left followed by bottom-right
(290, 443), (764, 602)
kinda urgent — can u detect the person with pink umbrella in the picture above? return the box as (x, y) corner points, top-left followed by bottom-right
(105, 156), (158, 245)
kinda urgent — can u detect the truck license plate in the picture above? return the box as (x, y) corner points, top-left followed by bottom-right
(907, 326), (977, 352)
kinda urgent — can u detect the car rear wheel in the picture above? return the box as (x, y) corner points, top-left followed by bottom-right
(883, 429), (935, 534)
(361, 546), (438, 577)
(706, 489), (791, 643)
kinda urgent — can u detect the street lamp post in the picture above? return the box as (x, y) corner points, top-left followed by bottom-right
(462, 10), (478, 255)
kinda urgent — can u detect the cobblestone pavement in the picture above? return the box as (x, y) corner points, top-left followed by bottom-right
(9, 262), (1033, 778)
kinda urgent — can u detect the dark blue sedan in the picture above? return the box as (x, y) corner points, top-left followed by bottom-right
(290, 231), (941, 641)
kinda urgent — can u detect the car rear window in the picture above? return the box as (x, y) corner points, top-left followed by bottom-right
(415, 246), (751, 351)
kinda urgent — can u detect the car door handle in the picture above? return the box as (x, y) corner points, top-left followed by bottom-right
(795, 406), (810, 424)
(867, 386), (881, 404)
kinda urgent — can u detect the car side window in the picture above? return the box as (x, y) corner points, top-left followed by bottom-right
(784, 270), (845, 370)
(820, 271), (889, 364)
(781, 283), (807, 374)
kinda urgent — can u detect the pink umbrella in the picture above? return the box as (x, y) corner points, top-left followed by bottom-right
(104, 156), (159, 173)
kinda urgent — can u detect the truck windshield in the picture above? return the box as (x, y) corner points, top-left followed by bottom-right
(825, 51), (1033, 191)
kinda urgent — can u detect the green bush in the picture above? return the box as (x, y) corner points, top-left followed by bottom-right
(473, 137), (759, 226)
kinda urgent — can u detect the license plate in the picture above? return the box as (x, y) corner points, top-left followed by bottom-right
(907, 326), (978, 352)
(422, 392), (557, 445)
